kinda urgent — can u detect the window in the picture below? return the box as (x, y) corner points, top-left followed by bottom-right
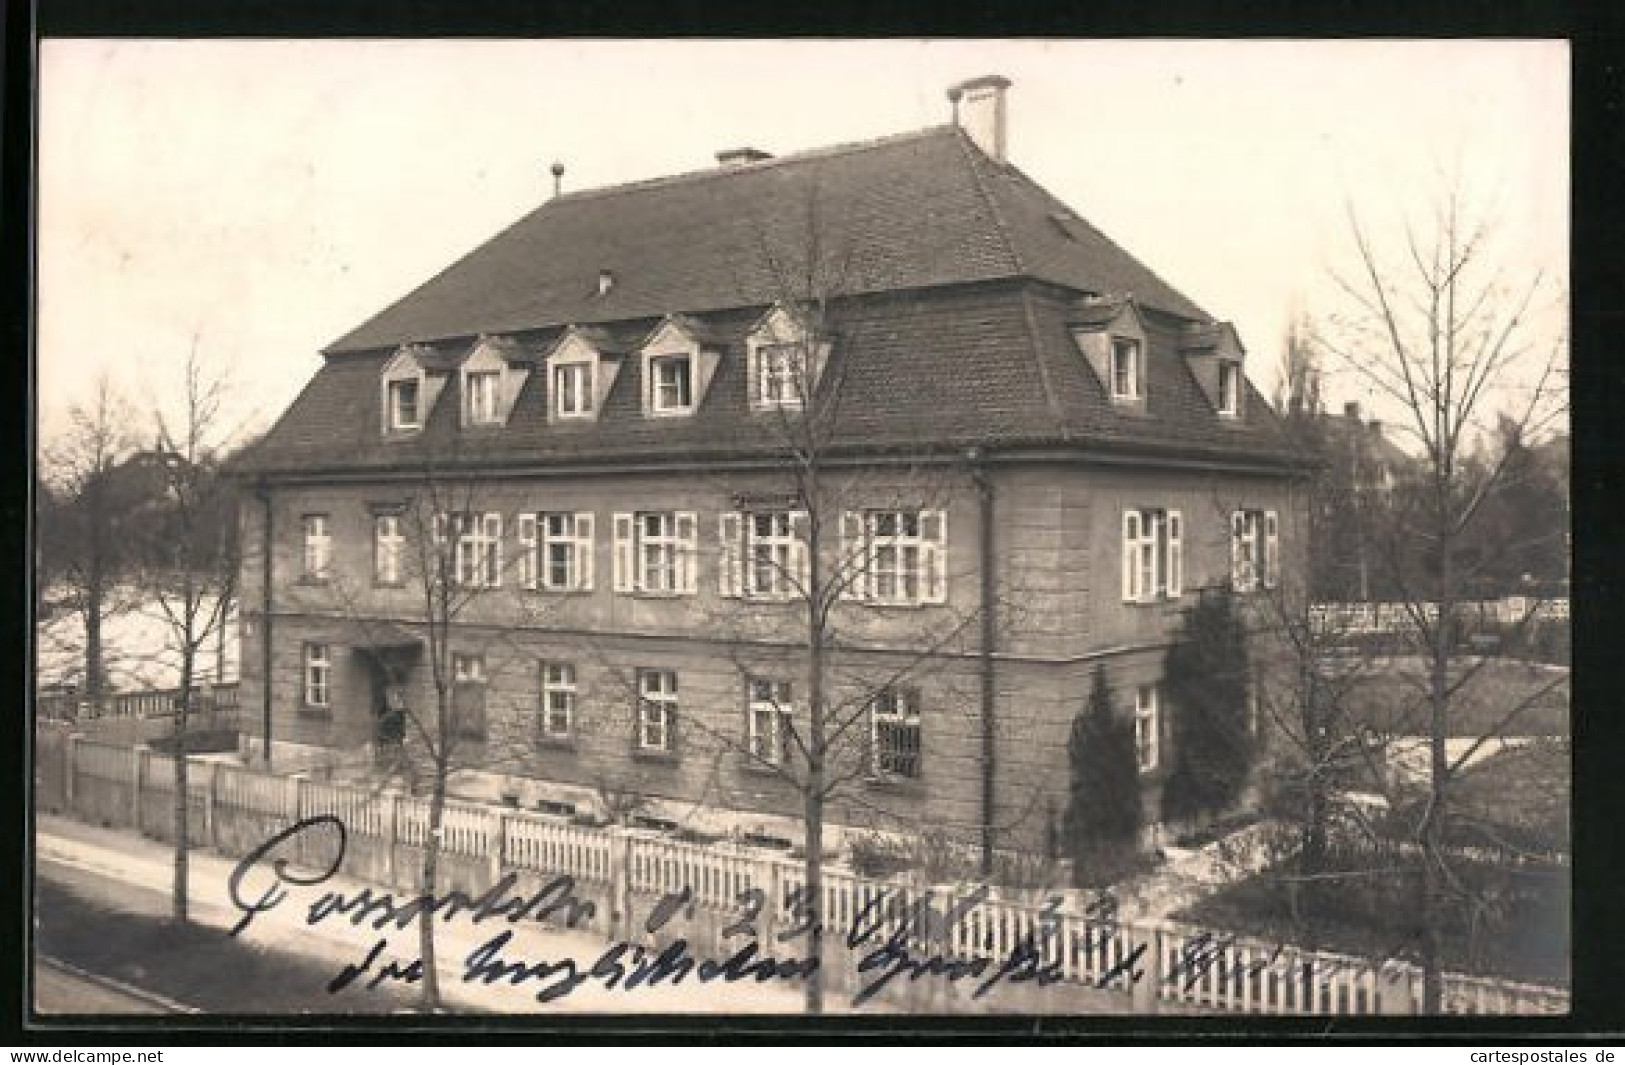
(374, 513), (404, 585)
(871, 688), (921, 779)
(464, 370), (501, 425)
(1135, 686), (1159, 772)
(756, 343), (805, 408)
(637, 669), (678, 753)
(1110, 338), (1142, 401)
(540, 662), (575, 740)
(452, 652), (487, 740)
(747, 679), (794, 766)
(841, 510), (948, 606)
(650, 356), (693, 413)
(303, 643), (330, 708)
(1218, 361), (1241, 417)
(613, 511), (697, 595)
(302, 514), (332, 581)
(718, 510), (808, 600)
(1120, 508), (1182, 603)
(387, 379), (421, 431)
(1231, 509), (1280, 592)
(442, 512), (503, 588)
(519, 512), (594, 591)
(554, 362), (593, 418)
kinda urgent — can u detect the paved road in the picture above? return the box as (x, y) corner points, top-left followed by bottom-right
(34, 959), (171, 1015)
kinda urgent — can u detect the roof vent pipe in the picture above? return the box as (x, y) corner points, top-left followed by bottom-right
(716, 147), (773, 168)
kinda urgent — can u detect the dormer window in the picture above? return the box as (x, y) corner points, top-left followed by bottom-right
(639, 315), (720, 419)
(757, 344), (805, 407)
(554, 361), (594, 418)
(1111, 338), (1142, 402)
(746, 305), (831, 413)
(464, 370), (501, 425)
(545, 326), (622, 424)
(380, 343), (445, 437)
(456, 336), (529, 429)
(1218, 361), (1241, 418)
(1070, 298), (1149, 409)
(651, 355), (693, 414)
(387, 378), (420, 431)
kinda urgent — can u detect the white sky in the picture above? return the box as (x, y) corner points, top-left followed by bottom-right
(37, 39), (1569, 447)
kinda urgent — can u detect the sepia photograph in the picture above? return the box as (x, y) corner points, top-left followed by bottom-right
(31, 38), (1571, 1022)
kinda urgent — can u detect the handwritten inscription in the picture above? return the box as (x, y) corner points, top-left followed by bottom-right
(225, 816), (1379, 1007)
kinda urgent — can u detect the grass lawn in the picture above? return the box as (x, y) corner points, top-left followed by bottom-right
(35, 879), (422, 1014)
(1337, 658), (1568, 739)
(1177, 856), (1569, 988)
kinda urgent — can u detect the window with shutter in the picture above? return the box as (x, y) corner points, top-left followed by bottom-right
(1123, 508), (1181, 603)
(1122, 511), (1142, 602)
(1167, 510), (1183, 597)
(575, 512), (595, 591)
(676, 512), (698, 594)
(788, 511), (811, 596)
(616, 512), (697, 596)
(517, 514), (537, 589)
(719, 512), (744, 598)
(839, 512), (865, 601)
(856, 509), (943, 606)
(612, 513), (635, 593)
(1231, 509), (1274, 592)
(484, 513), (503, 588)
(1264, 510), (1280, 588)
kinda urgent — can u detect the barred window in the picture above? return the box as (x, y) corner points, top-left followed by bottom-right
(871, 688), (921, 779)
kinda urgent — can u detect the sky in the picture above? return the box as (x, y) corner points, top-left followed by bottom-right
(37, 39), (1569, 449)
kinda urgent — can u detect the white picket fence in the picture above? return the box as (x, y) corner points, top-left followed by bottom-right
(1312, 598), (1569, 634)
(41, 732), (1568, 1016)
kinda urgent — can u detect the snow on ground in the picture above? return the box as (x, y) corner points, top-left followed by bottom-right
(37, 587), (239, 692)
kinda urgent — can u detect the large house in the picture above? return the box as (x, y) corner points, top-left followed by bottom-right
(232, 76), (1305, 855)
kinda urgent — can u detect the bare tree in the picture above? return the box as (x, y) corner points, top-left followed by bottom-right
(329, 442), (545, 1013)
(1313, 180), (1568, 1008)
(642, 189), (1023, 1014)
(39, 375), (141, 706)
(138, 348), (241, 924)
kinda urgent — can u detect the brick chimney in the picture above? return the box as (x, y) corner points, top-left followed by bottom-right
(948, 75), (1012, 162)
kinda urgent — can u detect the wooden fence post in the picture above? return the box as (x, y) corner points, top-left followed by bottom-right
(763, 856), (785, 946)
(131, 746), (147, 833)
(490, 811), (507, 888)
(204, 762), (219, 851)
(608, 826), (632, 939)
(1131, 921), (1162, 1014)
(385, 792), (400, 890)
(63, 733), (78, 810)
